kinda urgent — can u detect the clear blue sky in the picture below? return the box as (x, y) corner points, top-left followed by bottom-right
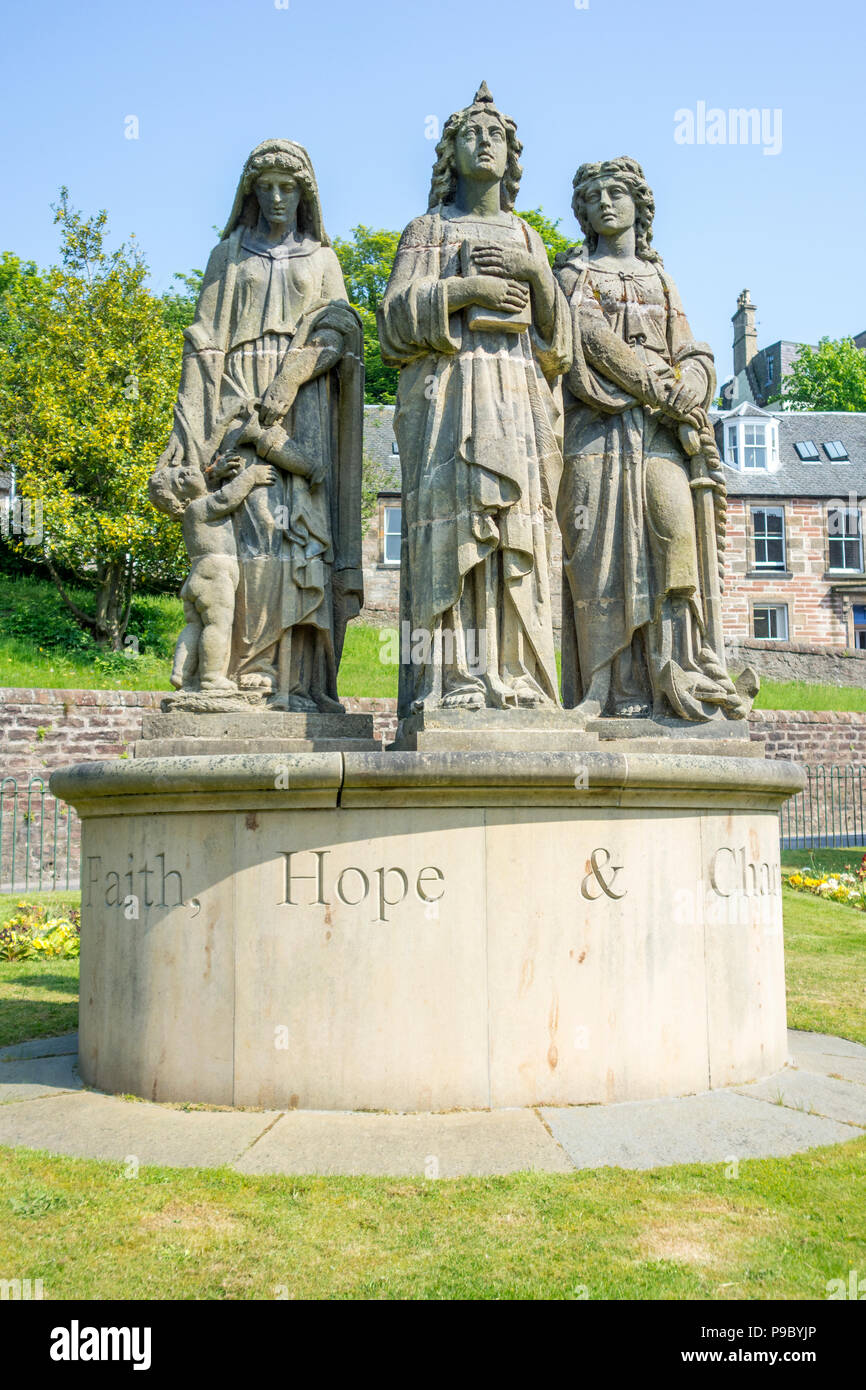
(1, 0), (863, 379)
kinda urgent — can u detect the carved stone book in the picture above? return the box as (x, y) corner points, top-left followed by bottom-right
(459, 239), (531, 334)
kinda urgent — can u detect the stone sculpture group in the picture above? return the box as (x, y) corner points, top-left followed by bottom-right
(150, 84), (755, 733)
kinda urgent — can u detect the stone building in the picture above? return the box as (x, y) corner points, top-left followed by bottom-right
(720, 287), (864, 410)
(714, 402), (866, 652)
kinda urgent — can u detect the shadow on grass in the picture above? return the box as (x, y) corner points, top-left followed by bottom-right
(10, 973), (79, 995)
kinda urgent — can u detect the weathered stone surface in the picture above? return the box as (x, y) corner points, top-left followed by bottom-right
(136, 711), (378, 756)
(0, 1053), (82, 1103)
(735, 1069), (866, 1129)
(392, 707), (599, 752)
(0, 1032), (78, 1062)
(556, 157), (752, 727)
(0, 1091), (279, 1168)
(235, 1108), (573, 1176)
(149, 139), (364, 713)
(541, 1091), (861, 1170)
(378, 84), (568, 719)
(53, 750), (802, 1111)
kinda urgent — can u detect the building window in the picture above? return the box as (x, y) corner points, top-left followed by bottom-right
(382, 502), (401, 566)
(828, 507), (863, 572)
(752, 506), (786, 570)
(824, 440), (849, 461)
(753, 604), (788, 640)
(794, 440), (820, 461)
(391, 441), (400, 456)
(766, 356), (774, 384)
(743, 423), (767, 469)
(725, 417), (778, 470)
(854, 604), (866, 651)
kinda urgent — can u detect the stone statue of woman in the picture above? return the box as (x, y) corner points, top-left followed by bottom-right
(152, 139), (363, 712)
(378, 84), (570, 717)
(554, 156), (748, 723)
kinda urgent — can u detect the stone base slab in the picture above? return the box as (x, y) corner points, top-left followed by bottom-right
(135, 710), (378, 757)
(51, 750), (804, 1112)
(1, 1031), (861, 1175)
(392, 707), (757, 755)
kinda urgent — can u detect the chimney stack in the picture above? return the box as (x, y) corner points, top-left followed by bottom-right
(732, 289), (758, 377)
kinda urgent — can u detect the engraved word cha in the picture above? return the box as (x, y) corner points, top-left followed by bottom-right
(710, 846), (781, 898)
(281, 850), (445, 922)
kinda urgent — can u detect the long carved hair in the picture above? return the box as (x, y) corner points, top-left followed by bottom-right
(571, 156), (661, 263)
(222, 139), (330, 245)
(427, 82), (523, 213)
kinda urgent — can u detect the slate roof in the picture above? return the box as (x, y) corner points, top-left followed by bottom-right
(711, 407), (866, 497)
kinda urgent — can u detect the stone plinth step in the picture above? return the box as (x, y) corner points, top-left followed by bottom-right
(136, 710), (378, 757)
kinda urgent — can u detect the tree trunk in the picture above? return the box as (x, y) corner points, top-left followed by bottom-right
(48, 555), (134, 650)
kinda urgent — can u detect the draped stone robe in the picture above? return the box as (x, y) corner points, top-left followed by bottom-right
(165, 227), (363, 700)
(378, 207), (570, 717)
(554, 250), (716, 713)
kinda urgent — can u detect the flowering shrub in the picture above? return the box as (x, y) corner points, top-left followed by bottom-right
(0, 901), (81, 960)
(786, 855), (866, 912)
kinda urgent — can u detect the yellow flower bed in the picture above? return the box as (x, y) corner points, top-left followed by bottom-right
(0, 901), (81, 960)
(786, 863), (866, 912)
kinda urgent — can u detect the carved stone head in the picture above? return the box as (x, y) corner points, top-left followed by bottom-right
(571, 156), (660, 263)
(222, 139), (330, 246)
(428, 82), (523, 212)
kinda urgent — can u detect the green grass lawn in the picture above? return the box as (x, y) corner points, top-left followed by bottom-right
(754, 680), (866, 712)
(5, 569), (866, 710)
(0, 1137), (863, 1300)
(1, 883), (863, 1300)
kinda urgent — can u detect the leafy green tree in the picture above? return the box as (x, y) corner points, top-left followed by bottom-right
(516, 208), (577, 265)
(0, 192), (186, 649)
(160, 269), (204, 332)
(332, 225), (401, 404)
(774, 337), (866, 412)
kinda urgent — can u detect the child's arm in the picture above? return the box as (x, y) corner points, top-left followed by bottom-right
(204, 464), (277, 520)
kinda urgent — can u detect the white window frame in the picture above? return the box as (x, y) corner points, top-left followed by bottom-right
(726, 426), (739, 466)
(752, 604), (788, 641)
(725, 416), (778, 471)
(382, 501), (402, 567)
(827, 506), (863, 573)
(751, 506), (786, 571)
(743, 422), (768, 470)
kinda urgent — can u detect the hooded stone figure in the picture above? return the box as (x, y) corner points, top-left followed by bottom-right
(378, 84), (571, 718)
(153, 138), (364, 711)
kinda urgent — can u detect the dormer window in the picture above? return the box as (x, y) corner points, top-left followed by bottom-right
(824, 441), (849, 461)
(723, 411), (779, 470)
(726, 426), (738, 466)
(744, 423), (767, 469)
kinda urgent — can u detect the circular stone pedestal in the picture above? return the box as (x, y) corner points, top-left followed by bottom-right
(51, 750), (804, 1113)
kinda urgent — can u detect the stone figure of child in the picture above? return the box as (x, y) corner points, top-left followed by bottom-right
(148, 460), (278, 692)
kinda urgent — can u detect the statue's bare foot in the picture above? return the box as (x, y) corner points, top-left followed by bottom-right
(611, 699), (651, 718)
(199, 676), (237, 693)
(511, 677), (548, 709)
(239, 672), (275, 692)
(481, 672), (519, 709)
(441, 684), (487, 711)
